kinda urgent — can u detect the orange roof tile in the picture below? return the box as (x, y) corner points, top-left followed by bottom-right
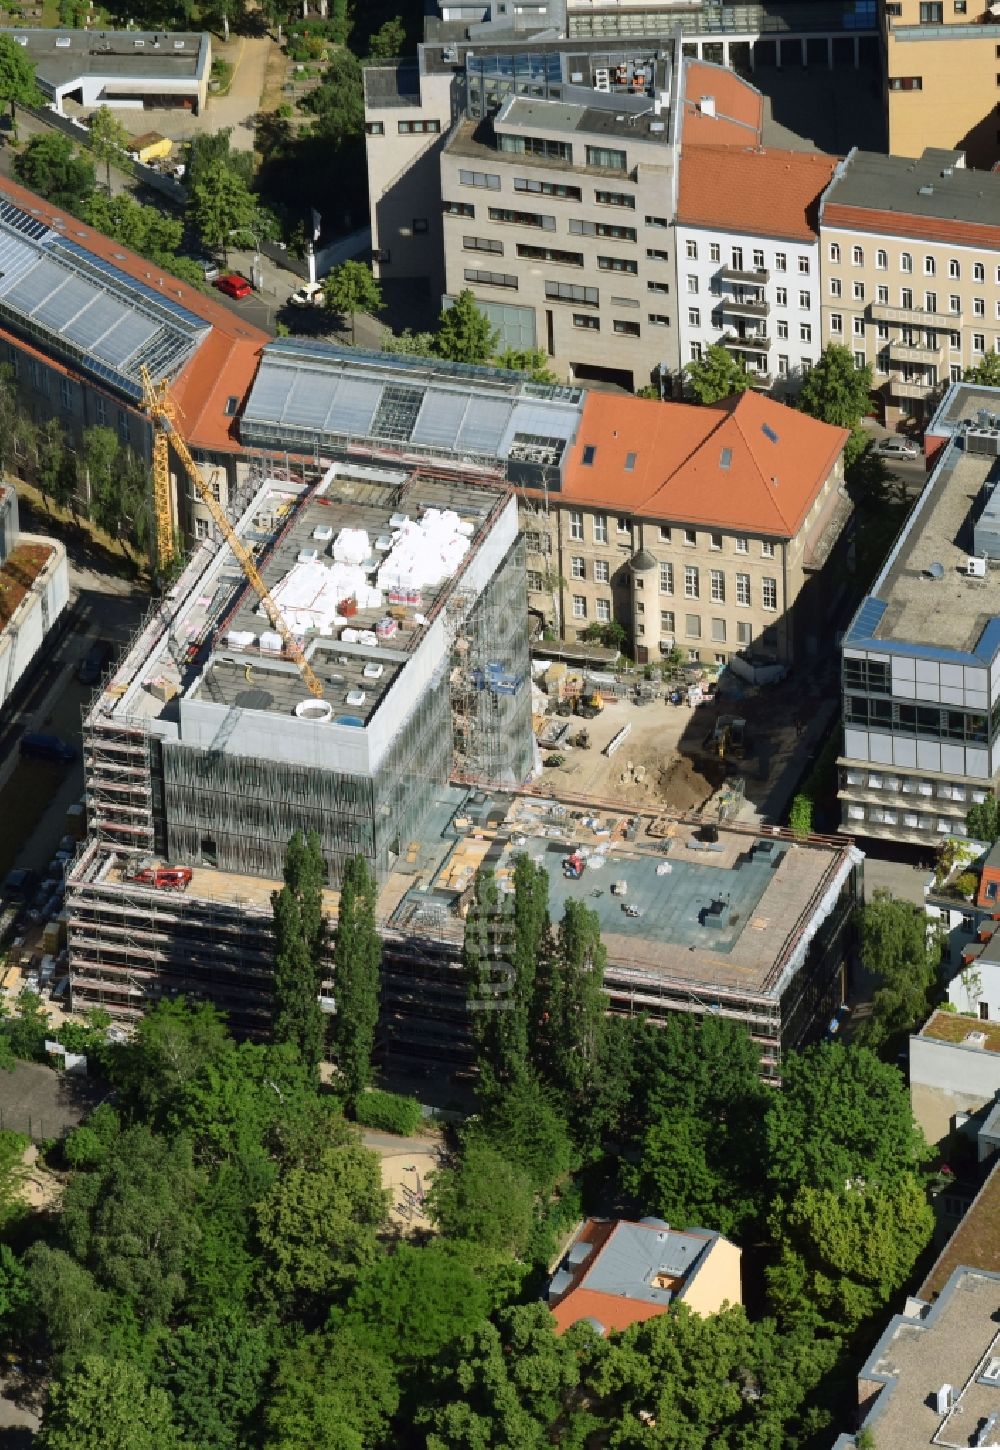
(0, 176), (268, 451)
(822, 201), (1000, 253)
(677, 145), (839, 242)
(681, 60), (764, 148)
(564, 390), (848, 539)
(551, 1284), (669, 1336)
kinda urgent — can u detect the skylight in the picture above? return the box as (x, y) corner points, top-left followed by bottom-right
(762, 423), (779, 443)
(720, 447), (732, 469)
(625, 452), (637, 471)
(582, 444), (596, 466)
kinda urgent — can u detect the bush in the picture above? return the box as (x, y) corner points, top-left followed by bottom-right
(353, 1090), (423, 1136)
(955, 871), (979, 899)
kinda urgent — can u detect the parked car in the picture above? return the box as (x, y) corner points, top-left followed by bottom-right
(875, 436), (920, 460)
(214, 274), (252, 300)
(198, 258), (219, 282)
(289, 282), (325, 308)
(77, 639), (112, 686)
(19, 733), (76, 765)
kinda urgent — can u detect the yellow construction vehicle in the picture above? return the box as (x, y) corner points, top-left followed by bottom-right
(139, 365), (325, 700)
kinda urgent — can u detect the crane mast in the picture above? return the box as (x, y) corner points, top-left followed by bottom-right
(139, 366), (325, 700)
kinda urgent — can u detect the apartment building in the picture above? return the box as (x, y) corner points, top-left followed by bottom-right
(674, 145), (837, 394)
(439, 53), (763, 389)
(523, 386), (850, 665)
(819, 147), (1000, 430)
(882, 0), (1000, 169)
(837, 381), (1000, 847)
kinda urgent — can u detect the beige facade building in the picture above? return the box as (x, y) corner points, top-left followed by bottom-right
(819, 147), (1000, 429)
(523, 386), (851, 666)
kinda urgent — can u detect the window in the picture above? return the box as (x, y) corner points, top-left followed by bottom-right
(594, 515), (608, 543)
(586, 144), (627, 171)
(854, 350), (866, 369)
(736, 572), (751, 605)
(573, 313), (599, 330)
(830, 277), (842, 298)
(444, 200), (475, 218)
(800, 323), (812, 342)
(527, 569), (543, 592)
(581, 444), (597, 467)
(925, 291), (937, 312)
(955, 0), (966, 10)
(712, 618), (727, 643)
(660, 562), (674, 594)
(975, 261), (986, 282)
(974, 333), (986, 353)
(661, 609), (675, 633)
(365, 120), (385, 135)
(398, 118), (440, 134)
(514, 178), (582, 200)
(876, 248), (888, 269)
(59, 376), (72, 410)
(901, 287), (913, 308)
(572, 595), (587, 619)
(775, 252), (787, 272)
(761, 541), (775, 558)
(464, 235), (503, 254)
(95, 395), (107, 426)
(735, 536), (748, 554)
(924, 255), (936, 277)
(919, 0), (943, 17)
(684, 529), (697, 546)
(901, 252), (913, 273)
(194, 517), (209, 541)
(949, 294), (961, 314)
(686, 239), (698, 259)
(648, 281), (670, 293)
(690, 343), (702, 362)
(686, 274), (699, 294)
(975, 297), (986, 317)
(852, 245), (864, 265)
(645, 214), (669, 228)
(617, 517), (630, 534)
(753, 248), (765, 269)
(829, 242), (841, 263)
(646, 247), (669, 262)
(776, 319), (788, 340)
(684, 565), (699, 598)
(685, 614), (701, 639)
(498, 132), (571, 161)
(595, 189), (635, 208)
(853, 281), (865, 301)
(708, 242), (720, 262)
(459, 169), (501, 189)
(889, 76), (923, 89)
(798, 255), (810, 275)
(117, 410), (129, 445)
(778, 354), (789, 377)
(737, 620), (752, 645)
(488, 207), (555, 230)
(762, 577), (778, 610)
(464, 268), (517, 289)
(688, 307), (701, 327)
(546, 281), (599, 307)
(853, 317), (865, 337)
(798, 289), (811, 309)
(598, 255), (638, 274)
(595, 560), (610, 583)
(517, 244), (583, 266)
(569, 510), (584, 540)
(710, 532), (722, 550)
(613, 319), (640, 336)
(649, 313), (671, 327)
(595, 598), (611, 622)
(877, 286), (889, 305)
(731, 247), (744, 270)
(776, 287), (788, 307)
(571, 556), (585, 579)
(831, 313), (843, 334)
(658, 526), (671, 542)
(710, 569), (725, 602)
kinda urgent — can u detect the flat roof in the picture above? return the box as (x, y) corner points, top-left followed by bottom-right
(5, 27), (209, 87)
(920, 1008), (1000, 1053)
(497, 93), (672, 144)
(822, 148), (1000, 243)
(919, 1160), (1000, 1300)
(852, 1268), (1000, 1450)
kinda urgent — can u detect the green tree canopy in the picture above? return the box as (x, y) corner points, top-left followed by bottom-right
(331, 853), (381, 1105)
(427, 1139), (535, 1261)
(301, 49), (365, 143)
(322, 261), (382, 343)
(263, 1326), (398, 1450)
(107, 997), (231, 1127)
(475, 1076), (574, 1197)
(37, 1355), (187, 1450)
(860, 889), (941, 1046)
(13, 132), (94, 210)
(968, 793), (1000, 844)
(271, 830), (327, 1071)
(684, 343), (750, 404)
(149, 1306), (274, 1450)
(186, 157), (257, 261)
(798, 343), (873, 467)
(0, 34), (43, 139)
(965, 352), (1000, 386)
(88, 104), (131, 191)
(342, 1240), (489, 1367)
(433, 290), (499, 365)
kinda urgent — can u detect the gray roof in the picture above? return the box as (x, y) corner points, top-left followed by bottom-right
(4, 27), (208, 89)
(578, 1222), (710, 1306)
(0, 198), (209, 400)
(823, 148), (1000, 230)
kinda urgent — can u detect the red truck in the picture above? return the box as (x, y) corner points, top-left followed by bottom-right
(125, 862), (193, 891)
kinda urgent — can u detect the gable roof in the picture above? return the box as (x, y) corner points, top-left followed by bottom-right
(680, 60), (764, 148)
(677, 145), (838, 242)
(564, 390), (848, 539)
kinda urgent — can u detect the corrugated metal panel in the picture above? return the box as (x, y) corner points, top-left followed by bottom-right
(410, 389), (469, 449)
(324, 376), (381, 436)
(457, 395), (514, 454)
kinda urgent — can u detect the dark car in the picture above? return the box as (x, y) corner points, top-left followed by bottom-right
(19, 732), (77, 764)
(77, 639), (112, 686)
(1, 868), (37, 902)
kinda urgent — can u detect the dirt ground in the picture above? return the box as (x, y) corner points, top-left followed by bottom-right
(537, 670), (835, 825)
(380, 1149), (438, 1235)
(16, 1143), (62, 1213)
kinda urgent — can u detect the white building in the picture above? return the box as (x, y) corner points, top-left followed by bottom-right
(0, 484), (70, 711)
(673, 145), (837, 395)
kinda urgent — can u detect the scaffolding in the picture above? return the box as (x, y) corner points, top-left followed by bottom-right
(83, 714), (155, 853)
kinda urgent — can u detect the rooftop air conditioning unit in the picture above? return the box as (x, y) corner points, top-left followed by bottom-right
(346, 689), (367, 707)
(967, 556), (988, 577)
(936, 1384), (954, 1414)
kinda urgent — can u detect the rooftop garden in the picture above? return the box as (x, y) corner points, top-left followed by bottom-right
(0, 542), (53, 630)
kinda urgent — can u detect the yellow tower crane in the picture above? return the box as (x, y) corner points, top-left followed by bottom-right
(139, 365), (325, 700)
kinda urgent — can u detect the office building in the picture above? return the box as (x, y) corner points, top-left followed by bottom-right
(0, 482), (69, 711)
(7, 27), (211, 116)
(839, 381), (1000, 846)
(819, 147), (1000, 430)
(674, 145), (838, 392)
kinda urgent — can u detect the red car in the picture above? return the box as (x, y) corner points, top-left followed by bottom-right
(213, 273), (252, 300)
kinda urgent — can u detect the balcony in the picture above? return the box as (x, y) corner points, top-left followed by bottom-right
(889, 375), (941, 400)
(888, 339), (944, 366)
(718, 265), (768, 287)
(723, 332), (771, 353)
(869, 301), (957, 329)
(718, 296), (769, 319)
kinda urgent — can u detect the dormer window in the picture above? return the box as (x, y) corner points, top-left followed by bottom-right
(582, 444), (596, 466)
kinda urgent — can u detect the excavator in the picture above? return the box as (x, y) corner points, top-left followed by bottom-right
(139, 365), (324, 700)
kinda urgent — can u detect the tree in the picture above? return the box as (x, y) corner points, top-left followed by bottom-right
(860, 889), (941, 1046)
(625, 1109), (756, 1238)
(965, 352), (1000, 386)
(968, 793), (1000, 844)
(433, 290), (499, 365)
(536, 900), (607, 1106)
(108, 998), (230, 1126)
(0, 34), (42, 142)
(186, 158), (257, 262)
(254, 1139), (387, 1311)
(12, 132), (94, 210)
(684, 343), (750, 404)
(343, 1240), (489, 1367)
(476, 1075), (573, 1197)
(186, 128), (254, 192)
(788, 793), (813, 835)
(427, 1139), (535, 1261)
(87, 104), (130, 191)
(379, 327), (437, 357)
(332, 853), (381, 1105)
(271, 830), (327, 1071)
(37, 1355), (187, 1450)
(36, 417), (77, 515)
(798, 343), (873, 468)
(22, 1244), (113, 1367)
(322, 261), (382, 344)
(494, 347), (558, 383)
(301, 49), (365, 144)
(151, 1307), (274, 1450)
(263, 1326), (399, 1450)
(367, 16), (407, 58)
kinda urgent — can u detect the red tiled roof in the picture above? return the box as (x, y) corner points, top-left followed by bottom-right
(681, 61), (764, 148)
(551, 1284), (669, 1335)
(823, 201), (1000, 252)
(677, 145), (839, 242)
(0, 176), (268, 452)
(562, 389), (848, 538)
